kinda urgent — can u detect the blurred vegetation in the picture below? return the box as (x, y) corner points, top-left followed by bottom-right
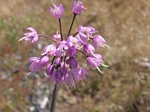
(0, 0), (150, 112)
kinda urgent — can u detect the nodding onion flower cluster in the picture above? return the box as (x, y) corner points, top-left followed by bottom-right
(19, 0), (109, 90)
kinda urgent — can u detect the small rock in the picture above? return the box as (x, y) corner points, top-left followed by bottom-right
(67, 96), (77, 105)
(135, 35), (143, 39)
(1, 73), (8, 80)
(39, 96), (49, 109)
(30, 106), (35, 111)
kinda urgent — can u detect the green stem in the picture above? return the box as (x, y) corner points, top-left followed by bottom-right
(50, 85), (57, 112)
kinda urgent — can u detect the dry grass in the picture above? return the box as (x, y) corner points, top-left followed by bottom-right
(0, 0), (150, 112)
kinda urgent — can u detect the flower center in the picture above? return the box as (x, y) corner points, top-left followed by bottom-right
(54, 9), (59, 14)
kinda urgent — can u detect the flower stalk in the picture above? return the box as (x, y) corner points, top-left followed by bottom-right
(67, 14), (76, 37)
(58, 19), (63, 40)
(38, 34), (57, 43)
(50, 85), (57, 112)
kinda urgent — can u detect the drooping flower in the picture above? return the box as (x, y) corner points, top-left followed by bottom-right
(78, 26), (96, 42)
(86, 54), (102, 68)
(63, 67), (88, 89)
(66, 57), (77, 69)
(60, 62), (67, 74)
(92, 35), (107, 49)
(72, 0), (84, 15)
(67, 46), (77, 57)
(55, 41), (69, 56)
(28, 57), (39, 63)
(74, 34), (84, 45)
(46, 64), (54, 76)
(67, 36), (82, 49)
(67, 36), (78, 47)
(52, 33), (61, 42)
(64, 70), (76, 89)
(73, 67), (88, 82)
(19, 27), (38, 43)
(40, 55), (49, 66)
(83, 44), (95, 55)
(50, 0), (64, 19)
(27, 57), (42, 75)
(42, 44), (56, 56)
(50, 68), (63, 84)
(53, 57), (62, 65)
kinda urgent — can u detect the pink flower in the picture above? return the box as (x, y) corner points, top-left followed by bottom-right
(67, 46), (77, 57)
(78, 26), (96, 42)
(51, 68), (63, 84)
(66, 57), (77, 69)
(27, 57), (42, 75)
(67, 36), (78, 47)
(52, 33), (61, 42)
(83, 44), (95, 55)
(67, 36), (82, 49)
(64, 70), (75, 89)
(39, 55), (49, 66)
(86, 54), (102, 68)
(75, 34), (84, 45)
(50, 0), (64, 19)
(42, 44), (56, 56)
(63, 67), (88, 89)
(73, 67), (88, 82)
(55, 41), (69, 56)
(53, 57), (62, 65)
(92, 35), (107, 49)
(60, 62), (67, 74)
(19, 27), (38, 43)
(46, 64), (54, 76)
(28, 57), (39, 62)
(72, 0), (84, 15)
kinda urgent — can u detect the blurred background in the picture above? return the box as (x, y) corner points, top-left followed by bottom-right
(0, 0), (150, 112)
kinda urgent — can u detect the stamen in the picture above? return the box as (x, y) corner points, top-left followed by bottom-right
(72, 79), (76, 90)
(96, 66), (103, 74)
(18, 37), (24, 42)
(101, 63), (109, 67)
(104, 44), (110, 49)
(82, 6), (86, 9)
(27, 72), (31, 76)
(82, 80), (85, 89)
(51, 0), (55, 6)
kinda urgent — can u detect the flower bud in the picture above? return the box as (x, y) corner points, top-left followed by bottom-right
(66, 57), (77, 68)
(40, 56), (49, 66)
(46, 64), (54, 76)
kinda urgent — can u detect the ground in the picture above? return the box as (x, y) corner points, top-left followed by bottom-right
(0, 0), (150, 112)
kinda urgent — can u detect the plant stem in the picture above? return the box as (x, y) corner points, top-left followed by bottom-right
(38, 34), (57, 43)
(67, 14), (76, 37)
(77, 49), (87, 56)
(73, 32), (78, 37)
(58, 19), (63, 40)
(50, 85), (57, 112)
